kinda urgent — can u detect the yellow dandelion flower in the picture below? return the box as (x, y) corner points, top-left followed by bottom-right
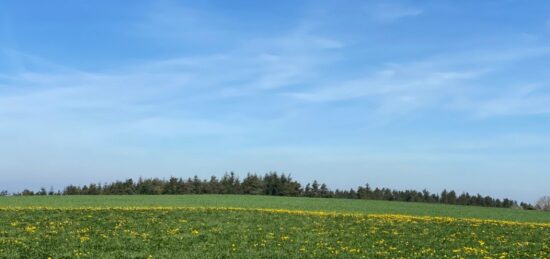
(25, 225), (37, 233)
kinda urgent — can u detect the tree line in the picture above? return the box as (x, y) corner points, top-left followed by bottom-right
(2, 172), (537, 209)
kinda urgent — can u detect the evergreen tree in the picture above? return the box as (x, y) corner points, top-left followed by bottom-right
(241, 174), (264, 195)
(311, 180), (320, 197)
(319, 184), (330, 198)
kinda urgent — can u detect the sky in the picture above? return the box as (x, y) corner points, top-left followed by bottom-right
(1, 0), (549, 202)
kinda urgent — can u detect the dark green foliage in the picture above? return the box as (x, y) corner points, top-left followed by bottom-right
(241, 174), (264, 195)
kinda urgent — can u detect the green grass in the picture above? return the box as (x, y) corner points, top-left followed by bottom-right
(1, 195), (549, 223)
(1, 207), (548, 258)
(1, 196), (549, 258)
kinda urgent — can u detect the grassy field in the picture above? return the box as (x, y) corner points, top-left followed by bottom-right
(1, 195), (549, 223)
(0, 195), (549, 258)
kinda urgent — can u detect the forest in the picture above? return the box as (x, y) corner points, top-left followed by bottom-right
(4, 172), (534, 209)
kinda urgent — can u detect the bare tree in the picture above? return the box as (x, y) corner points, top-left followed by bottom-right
(535, 196), (550, 211)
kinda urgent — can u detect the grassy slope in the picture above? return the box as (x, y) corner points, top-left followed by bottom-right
(2, 208), (548, 258)
(1, 194), (548, 223)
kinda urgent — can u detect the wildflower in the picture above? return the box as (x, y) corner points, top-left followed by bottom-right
(25, 225), (37, 233)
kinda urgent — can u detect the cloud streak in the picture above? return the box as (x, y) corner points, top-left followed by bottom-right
(283, 45), (550, 120)
(363, 2), (423, 23)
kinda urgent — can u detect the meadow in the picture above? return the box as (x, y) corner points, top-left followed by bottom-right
(1, 195), (549, 222)
(0, 195), (549, 258)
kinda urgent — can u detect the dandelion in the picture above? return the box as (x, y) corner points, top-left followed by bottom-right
(167, 228), (180, 235)
(25, 225), (37, 233)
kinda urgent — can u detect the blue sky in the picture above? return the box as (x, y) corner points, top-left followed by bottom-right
(1, 0), (549, 202)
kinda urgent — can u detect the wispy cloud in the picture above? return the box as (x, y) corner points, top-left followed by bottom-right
(453, 84), (550, 118)
(245, 28), (344, 90)
(447, 133), (550, 152)
(363, 2), (423, 23)
(283, 45), (550, 120)
(0, 22), (346, 150)
(286, 68), (481, 102)
(131, 2), (234, 46)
